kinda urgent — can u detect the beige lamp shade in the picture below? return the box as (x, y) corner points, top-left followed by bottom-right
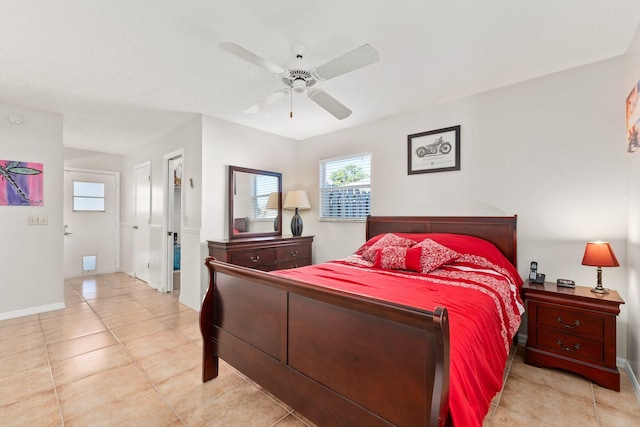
(283, 190), (311, 210)
(265, 192), (279, 209)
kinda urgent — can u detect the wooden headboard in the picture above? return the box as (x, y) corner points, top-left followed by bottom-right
(366, 215), (518, 268)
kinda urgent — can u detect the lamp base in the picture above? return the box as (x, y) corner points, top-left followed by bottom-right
(590, 267), (610, 294)
(290, 208), (303, 237)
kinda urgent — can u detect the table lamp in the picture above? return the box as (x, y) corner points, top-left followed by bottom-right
(283, 190), (310, 237)
(265, 192), (280, 231)
(581, 241), (619, 294)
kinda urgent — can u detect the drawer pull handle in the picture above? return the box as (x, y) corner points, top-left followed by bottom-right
(250, 256), (260, 263)
(290, 250), (298, 256)
(556, 317), (580, 328)
(556, 339), (581, 352)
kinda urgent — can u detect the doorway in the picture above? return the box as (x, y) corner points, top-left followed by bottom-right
(165, 153), (183, 293)
(63, 169), (119, 278)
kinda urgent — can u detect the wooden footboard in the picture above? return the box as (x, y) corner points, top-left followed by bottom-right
(201, 258), (450, 426)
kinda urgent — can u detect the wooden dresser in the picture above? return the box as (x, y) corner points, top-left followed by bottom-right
(522, 281), (624, 391)
(208, 236), (313, 271)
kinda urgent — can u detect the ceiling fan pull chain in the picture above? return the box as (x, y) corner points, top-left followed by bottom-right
(290, 90), (293, 118)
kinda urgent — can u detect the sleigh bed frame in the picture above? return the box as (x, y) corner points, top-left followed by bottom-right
(201, 215), (517, 426)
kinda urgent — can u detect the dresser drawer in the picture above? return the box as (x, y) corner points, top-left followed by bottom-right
(537, 304), (604, 339)
(229, 248), (276, 270)
(276, 245), (311, 262)
(537, 326), (604, 364)
(208, 236), (313, 272)
(276, 257), (311, 270)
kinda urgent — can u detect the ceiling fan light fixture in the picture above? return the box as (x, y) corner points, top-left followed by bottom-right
(291, 78), (307, 93)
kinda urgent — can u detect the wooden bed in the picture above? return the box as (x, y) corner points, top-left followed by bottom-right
(201, 215), (518, 426)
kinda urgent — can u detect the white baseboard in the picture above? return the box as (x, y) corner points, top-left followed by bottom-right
(517, 333), (527, 345)
(179, 295), (200, 312)
(0, 302), (65, 321)
(624, 360), (640, 404)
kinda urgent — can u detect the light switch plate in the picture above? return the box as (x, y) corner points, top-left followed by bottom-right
(28, 215), (48, 225)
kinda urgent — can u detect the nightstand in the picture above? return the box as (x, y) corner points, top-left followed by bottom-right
(522, 281), (625, 391)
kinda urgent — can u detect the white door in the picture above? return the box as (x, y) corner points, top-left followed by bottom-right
(134, 163), (151, 283)
(63, 169), (118, 278)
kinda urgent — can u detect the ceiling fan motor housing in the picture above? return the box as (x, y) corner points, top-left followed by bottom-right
(282, 69), (316, 92)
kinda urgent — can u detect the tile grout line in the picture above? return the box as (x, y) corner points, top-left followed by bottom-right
(38, 309), (66, 427)
(590, 381), (600, 427)
(486, 343), (519, 426)
(67, 275), (190, 426)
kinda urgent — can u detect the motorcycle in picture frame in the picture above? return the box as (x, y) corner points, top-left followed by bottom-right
(407, 125), (461, 175)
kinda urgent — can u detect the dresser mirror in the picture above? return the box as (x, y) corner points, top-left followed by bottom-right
(229, 165), (282, 239)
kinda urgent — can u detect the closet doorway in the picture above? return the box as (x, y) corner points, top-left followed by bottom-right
(165, 152), (183, 293)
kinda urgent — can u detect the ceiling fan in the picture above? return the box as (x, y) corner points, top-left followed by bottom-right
(219, 41), (379, 120)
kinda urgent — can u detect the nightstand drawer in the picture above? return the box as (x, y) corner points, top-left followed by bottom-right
(537, 327), (604, 364)
(538, 305), (603, 338)
(230, 248), (276, 270)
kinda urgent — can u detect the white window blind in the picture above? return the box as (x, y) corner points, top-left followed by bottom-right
(251, 175), (279, 220)
(319, 153), (371, 220)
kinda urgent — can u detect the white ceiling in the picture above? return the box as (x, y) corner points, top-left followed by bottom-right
(2, 1), (639, 155)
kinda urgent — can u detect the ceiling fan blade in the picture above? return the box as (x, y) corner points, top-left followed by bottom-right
(219, 42), (285, 75)
(308, 89), (352, 120)
(314, 44), (379, 81)
(244, 90), (288, 113)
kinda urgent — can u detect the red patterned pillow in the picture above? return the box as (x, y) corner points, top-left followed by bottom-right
(407, 238), (460, 273)
(362, 233), (417, 262)
(373, 246), (409, 270)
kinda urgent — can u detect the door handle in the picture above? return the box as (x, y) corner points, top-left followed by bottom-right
(64, 232), (72, 236)
(133, 225), (139, 229)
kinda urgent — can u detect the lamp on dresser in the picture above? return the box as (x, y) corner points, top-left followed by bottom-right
(265, 192), (280, 231)
(581, 241), (619, 294)
(283, 190), (310, 237)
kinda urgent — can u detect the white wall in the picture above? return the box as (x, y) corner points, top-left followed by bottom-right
(624, 23), (640, 388)
(119, 113), (298, 310)
(0, 103), (64, 319)
(297, 57), (630, 359)
(64, 148), (124, 173)
(121, 116), (203, 309)
(200, 115), (298, 297)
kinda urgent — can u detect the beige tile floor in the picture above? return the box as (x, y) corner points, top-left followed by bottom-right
(0, 273), (638, 426)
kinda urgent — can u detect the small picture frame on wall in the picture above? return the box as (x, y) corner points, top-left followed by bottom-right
(408, 125), (460, 174)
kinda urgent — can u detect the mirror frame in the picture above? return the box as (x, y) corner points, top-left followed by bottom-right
(228, 165), (282, 239)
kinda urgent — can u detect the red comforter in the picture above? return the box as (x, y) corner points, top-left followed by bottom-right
(274, 234), (523, 426)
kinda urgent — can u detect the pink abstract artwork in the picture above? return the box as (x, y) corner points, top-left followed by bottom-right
(0, 160), (43, 206)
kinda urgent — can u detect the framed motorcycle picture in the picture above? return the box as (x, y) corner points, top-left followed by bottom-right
(407, 125), (460, 175)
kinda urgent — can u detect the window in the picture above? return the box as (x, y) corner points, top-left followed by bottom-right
(319, 153), (371, 220)
(251, 175), (279, 221)
(73, 181), (106, 212)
